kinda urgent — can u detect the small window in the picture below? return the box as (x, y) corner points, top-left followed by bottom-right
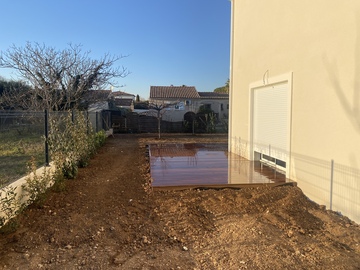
(263, 154), (275, 163)
(185, 100), (191, 106)
(276, 159), (286, 168)
(262, 154), (286, 169)
(221, 104), (224, 111)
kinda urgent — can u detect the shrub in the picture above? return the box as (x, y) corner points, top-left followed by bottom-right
(93, 130), (107, 149)
(0, 110), (107, 230)
(0, 185), (20, 231)
(48, 111), (107, 178)
(22, 157), (52, 207)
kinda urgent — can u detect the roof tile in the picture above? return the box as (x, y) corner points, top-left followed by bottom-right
(112, 91), (135, 97)
(198, 92), (229, 99)
(150, 86), (200, 99)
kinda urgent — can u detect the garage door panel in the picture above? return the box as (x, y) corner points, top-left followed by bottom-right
(253, 82), (290, 164)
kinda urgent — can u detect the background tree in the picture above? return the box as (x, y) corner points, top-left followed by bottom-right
(213, 79), (229, 94)
(0, 78), (33, 109)
(196, 105), (217, 133)
(0, 42), (129, 111)
(134, 100), (149, 110)
(147, 101), (177, 139)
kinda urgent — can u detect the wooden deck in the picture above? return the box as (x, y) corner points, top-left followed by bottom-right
(149, 143), (296, 191)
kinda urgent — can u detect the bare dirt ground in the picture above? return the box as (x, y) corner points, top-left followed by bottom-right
(0, 133), (359, 270)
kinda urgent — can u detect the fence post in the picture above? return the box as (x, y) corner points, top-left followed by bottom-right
(96, 112), (99, 132)
(44, 109), (49, 166)
(330, 159), (334, 210)
(71, 109), (75, 123)
(86, 110), (89, 134)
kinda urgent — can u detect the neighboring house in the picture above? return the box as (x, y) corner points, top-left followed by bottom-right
(112, 90), (135, 111)
(84, 90), (135, 112)
(228, 1), (360, 222)
(84, 89), (136, 132)
(82, 90), (112, 132)
(84, 90), (112, 112)
(114, 98), (134, 111)
(149, 85), (229, 122)
(112, 90), (135, 100)
(198, 92), (229, 120)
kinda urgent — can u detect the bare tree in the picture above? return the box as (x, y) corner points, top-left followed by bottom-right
(148, 101), (178, 139)
(0, 42), (129, 111)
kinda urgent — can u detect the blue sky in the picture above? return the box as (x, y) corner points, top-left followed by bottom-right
(0, 0), (231, 99)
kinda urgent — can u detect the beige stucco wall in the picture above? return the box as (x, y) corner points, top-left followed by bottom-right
(149, 98), (199, 122)
(229, 0), (360, 222)
(150, 98), (229, 122)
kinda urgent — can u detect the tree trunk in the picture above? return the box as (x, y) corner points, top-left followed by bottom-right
(157, 111), (161, 139)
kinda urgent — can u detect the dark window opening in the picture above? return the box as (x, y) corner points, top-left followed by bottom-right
(259, 153), (286, 169)
(276, 159), (286, 168)
(263, 154), (275, 163)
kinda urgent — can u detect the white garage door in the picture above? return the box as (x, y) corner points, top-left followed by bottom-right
(252, 82), (291, 171)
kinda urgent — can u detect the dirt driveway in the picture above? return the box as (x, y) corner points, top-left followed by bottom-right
(0, 134), (359, 269)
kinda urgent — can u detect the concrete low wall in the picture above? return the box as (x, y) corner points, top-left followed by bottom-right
(0, 163), (56, 227)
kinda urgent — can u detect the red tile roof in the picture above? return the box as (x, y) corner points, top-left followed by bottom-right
(198, 92), (229, 99)
(150, 86), (200, 99)
(112, 91), (135, 97)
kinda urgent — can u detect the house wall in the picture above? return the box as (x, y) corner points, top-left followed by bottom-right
(150, 98), (229, 122)
(229, 0), (360, 222)
(199, 99), (229, 121)
(149, 98), (200, 122)
(161, 109), (187, 122)
(88, 101), (109, 112)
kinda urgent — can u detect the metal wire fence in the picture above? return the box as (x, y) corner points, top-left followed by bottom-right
(0, 110), (109, 186)
(229, 136), (360, 222)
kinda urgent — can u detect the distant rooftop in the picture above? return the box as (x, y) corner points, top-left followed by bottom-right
(198, 92), (229, 99)
(150, 86), (200, 99)
(83, 90), (111, 101)
(112, 91), (135, 97)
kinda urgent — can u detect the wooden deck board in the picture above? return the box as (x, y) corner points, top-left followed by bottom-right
(149, 143), (294, 189)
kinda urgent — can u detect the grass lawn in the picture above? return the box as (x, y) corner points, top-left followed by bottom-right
(0, 130), (45, 186)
